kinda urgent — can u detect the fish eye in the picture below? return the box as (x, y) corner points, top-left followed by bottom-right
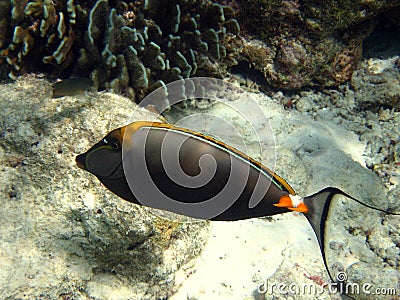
(102, 138), (120, 150)
(111, 140), (121, 150)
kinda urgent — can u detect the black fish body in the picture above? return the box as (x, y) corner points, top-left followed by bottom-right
(76, 121), (300, 220)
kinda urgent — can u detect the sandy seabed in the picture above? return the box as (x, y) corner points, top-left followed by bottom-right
(0, 54), (399, 300)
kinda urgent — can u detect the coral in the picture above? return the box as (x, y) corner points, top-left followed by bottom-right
(78, 0), (239, 101)
(1, 0), (399, 92)
(0, 0), (240, 101)
(1, 0), (82, 79)
(235, 0), (400, 89)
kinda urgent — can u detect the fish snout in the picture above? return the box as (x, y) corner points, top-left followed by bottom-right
(76, 153), (87, 170)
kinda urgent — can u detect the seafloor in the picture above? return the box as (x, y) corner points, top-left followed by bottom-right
(1, 0), (400, 299)
(1, 49), (399, 300)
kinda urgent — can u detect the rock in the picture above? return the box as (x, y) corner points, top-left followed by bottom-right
(378, 108), (392, 121)
(0, 76), (208, 299)
(351, 56), (400, 110)
(236, 0), (400, 90)
(295, 97), (313, 112)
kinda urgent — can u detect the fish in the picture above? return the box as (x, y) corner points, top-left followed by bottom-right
(52, 77), (93, 98)
(76, 121), (399, 295)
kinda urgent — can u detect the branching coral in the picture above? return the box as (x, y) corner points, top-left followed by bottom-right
(79, 0), (239, 100)
(1, 0), (82, 79)
(0, 0), (240, 101)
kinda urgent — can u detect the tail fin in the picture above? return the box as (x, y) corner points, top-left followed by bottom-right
(303, 187), (399, 296)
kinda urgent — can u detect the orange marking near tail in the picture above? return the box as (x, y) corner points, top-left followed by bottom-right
(273, 195), (292, 208)
(274, 195), (309, 213)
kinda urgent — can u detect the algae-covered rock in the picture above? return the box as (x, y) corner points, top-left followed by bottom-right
(235, 0), (400, 90)
(351, 56), (400, 110)
(0, 76), (208, 299)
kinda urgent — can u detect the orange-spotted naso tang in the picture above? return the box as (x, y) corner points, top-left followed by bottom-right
(76, 121), (399, 293)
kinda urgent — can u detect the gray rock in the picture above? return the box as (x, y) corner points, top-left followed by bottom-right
(351, 57), (400, 110)
(295, 97), (313, 112)
(0, 76), (208, 299)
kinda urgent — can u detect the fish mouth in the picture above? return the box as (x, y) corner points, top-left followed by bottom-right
(75, 153), (87, 170)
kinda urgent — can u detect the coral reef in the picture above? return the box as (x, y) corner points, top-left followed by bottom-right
(234, 0), (400, 89)
(0, 0), (80, 79)
(0, 0), (239, 101)
(1, 0), (399, 93)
